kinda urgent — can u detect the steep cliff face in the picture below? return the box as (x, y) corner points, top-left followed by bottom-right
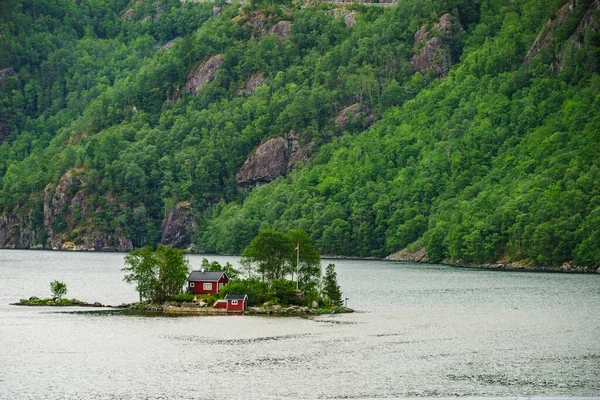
(0, 213), (38, 249)
(410, 13), (461, 77)
(0, 170), (133, 251)
(161, 201), (196, 249)
(526, 0), (600, 68)
(184, 54), (225, 95)
(236, 132), (309, 188)
(268, 20), (292, 37)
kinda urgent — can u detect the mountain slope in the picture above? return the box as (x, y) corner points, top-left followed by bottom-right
(1, 0), (599, 270)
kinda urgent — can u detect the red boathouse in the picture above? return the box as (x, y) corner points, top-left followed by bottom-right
(187, 270), (229, 294)
(214, 294), (248, 311)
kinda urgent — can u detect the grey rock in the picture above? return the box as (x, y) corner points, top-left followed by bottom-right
(160, 201), (196, 249)
(184, 54), (225, 95)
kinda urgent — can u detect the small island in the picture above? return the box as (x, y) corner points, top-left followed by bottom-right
(13, 228), (354, 317)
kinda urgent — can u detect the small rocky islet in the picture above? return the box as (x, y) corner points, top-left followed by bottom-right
(12, 297), (353, 316)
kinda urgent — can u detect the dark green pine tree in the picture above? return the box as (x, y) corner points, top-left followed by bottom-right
(322, 263), (342, 307)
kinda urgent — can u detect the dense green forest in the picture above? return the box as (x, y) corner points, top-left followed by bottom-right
(1, 0), (599, 269)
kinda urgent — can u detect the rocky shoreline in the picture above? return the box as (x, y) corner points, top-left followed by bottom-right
(12, 297), (108, 307)
(2, 246), (598, 274)
(385, 247), (600, 274)
(12, 297), (354, 316)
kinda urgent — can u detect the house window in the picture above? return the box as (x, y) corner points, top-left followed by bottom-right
(231, 300), (238, 305)
(218, 283), (224, 290)
(203, 283), (212, 290)
(189, 282), (195, 288)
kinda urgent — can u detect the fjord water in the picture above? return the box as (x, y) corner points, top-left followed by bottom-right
(1, 250), (599, 399)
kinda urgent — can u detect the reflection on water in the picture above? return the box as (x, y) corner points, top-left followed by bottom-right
(1, 250), (599, 399)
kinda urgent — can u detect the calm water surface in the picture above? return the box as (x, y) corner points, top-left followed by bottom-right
(0, 250), (599, 399)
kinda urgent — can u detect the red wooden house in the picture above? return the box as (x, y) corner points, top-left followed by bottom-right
(214, 294), (248, 311)
(187, 270), (229, 294)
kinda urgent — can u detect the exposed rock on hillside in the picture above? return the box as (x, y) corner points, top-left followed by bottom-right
(328, 8), (357, 27)
(386, 247), (430, 263)
(335, 103), (373, 129)
(410, 13), (460, 77)
(235, 11), (292, 39)
(526, 0), (600, 68)
(0, 213), (37, 249)
(39, 170), (132, 251)
(239, 73), (266, 96)
(268, 20), (292, 37)
(184, 54), (224, 95)
(236, 132), (309, 188)
(157, 37), (180, 51)
(161, 201), (196, 249)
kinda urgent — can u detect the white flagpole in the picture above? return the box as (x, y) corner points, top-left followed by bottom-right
(296, 243), (300, 290)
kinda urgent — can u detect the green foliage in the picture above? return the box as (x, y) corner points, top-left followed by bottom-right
(241, 228), (321, 286)
(123, 245), (189, 303)
(269, 279), (300, 306)
(220, 278), (269, 306)
(50, 280), (67, 300)
(169, 293), (196, 302)
(1, 0), (600, 270)
(322, 263), (342, 306)
(201, 258), (241, 280)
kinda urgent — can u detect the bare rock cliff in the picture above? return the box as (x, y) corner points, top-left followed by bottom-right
(526, 0), (600, 68)
(236, 132), (309, 188)
(161, 201), (196, 249)
(184, 54), (225, 95)
(386, 247), (430, 263)
(410, 13), (460, 78)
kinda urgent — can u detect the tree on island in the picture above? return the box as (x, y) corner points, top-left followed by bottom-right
(201, 258), (241, 280)
(241, 228), (321, 289)
(123, 245), (189, 303)
(50, 280), (67, 300)
(323, 264), (342, 306)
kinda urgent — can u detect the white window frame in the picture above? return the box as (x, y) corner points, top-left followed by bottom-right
(189, 282), (195, 288)
(203, 283), (212, 290)
(231, 300), (238, 305)
(218, 283), (224, 290)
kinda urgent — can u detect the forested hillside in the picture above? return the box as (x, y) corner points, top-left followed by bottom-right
(1, 0), (599, 270)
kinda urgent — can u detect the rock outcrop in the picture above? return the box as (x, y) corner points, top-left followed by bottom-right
(184, 54), (224, 95)
(0, 213), (37, 249)
(268, 20), (292, 37)
(160, 201), (196, 249)
(328, 8), (358, 27)
(335, 103), (373, 129)
(526, 0), (600, 69)
(235, 11), (293, 39)
(238, 73), (266, 96)
(410, 13), (460, 78)
(385, 247), (430, 263)
(236, 132), (309, 188)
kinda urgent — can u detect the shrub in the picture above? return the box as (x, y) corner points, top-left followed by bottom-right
(169, 294), (196, 302)
(50, 280), (68, 300)
(220, 278), (269, 306)
(269, 279), (301, 305)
